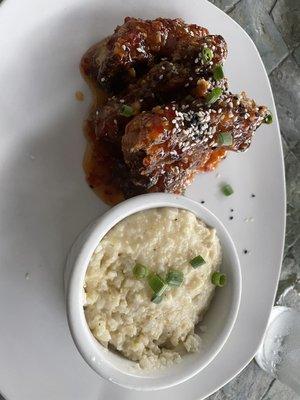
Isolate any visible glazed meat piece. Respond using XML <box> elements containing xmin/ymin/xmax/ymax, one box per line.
<box><xmin>80</xmin><ymin>17</ymin><xmax>272</xmax><ymax>205</ymax></box>
<box><xmin>89</xmin><ymin>17</ymin><xmax>211</xmax><ymax>92</ymax></box>
<box><xmin>122</xmin><ymin>92</ymin><xmax>270</xmax><ymax>194</ymax></box>
<box><xmin>92</xmin><ymin>34</ymin><xmax>228</xmax><ymax>144</ymax></box>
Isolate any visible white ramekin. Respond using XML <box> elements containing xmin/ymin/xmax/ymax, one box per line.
<box><xmin>65</xmin><ymin>193</ymin><xmax>242</xmax><ymax>391</ymax></box>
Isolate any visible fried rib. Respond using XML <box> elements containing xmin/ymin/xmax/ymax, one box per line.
<box><xmin>85</xmin><ymin>17</ymin><xmax>211</xmax><ymax>92</ymax></box>
<box><xmin>122</xmin><ymin>92</ymin><xmax>269</xmax><ymax>194</ymax></box>
<box><xmin>92</xmin><ymin>34</ymin><xmax>228</xmax><ymax>143</ymax></box>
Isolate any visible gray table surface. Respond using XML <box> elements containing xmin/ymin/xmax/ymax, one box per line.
<box><xmin>206</xmin><ymin>1</ymin><xmax>300</xmax><ymax>399</ymax></box>
<box><xmin>0</xmin><ymin>0</ymin><xmax>299</xmax><ymax>399</ymax></box>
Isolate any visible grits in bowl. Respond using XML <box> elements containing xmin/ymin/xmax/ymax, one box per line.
<box><xmin>84</xmin><ymin>207</ymin><xmax>222</xmax><ymax>369</ymax></box>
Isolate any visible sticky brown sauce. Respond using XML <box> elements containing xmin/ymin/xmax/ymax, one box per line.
<box><xmin>80</xmin><ymin>41</ymin><xmax>226</xmax><ymax>206</ymax></box>
<box><xmin>81</xmin><ymin>42</ymin><xmax>124</xmax><ymax>206</ymax></box>
<box><xmin>200</xmin><ymin>148</ymin><xmax>227</xmax><ymax>172</ymax></box>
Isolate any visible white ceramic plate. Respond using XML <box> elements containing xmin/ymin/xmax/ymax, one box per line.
<box><xmin>0</xmin><ymin>0</ymin><xmax>285</xmax><ymax>399</ymax></box>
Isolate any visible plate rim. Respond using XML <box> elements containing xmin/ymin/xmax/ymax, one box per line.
<box><xmin>0</xmin><ymin>0</ymin><xmax>286</xmax><ymax>399</ymax></box>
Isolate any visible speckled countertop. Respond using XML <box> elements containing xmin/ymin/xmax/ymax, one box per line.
<box><xmin>0</xmin><ymin>0</ymin><xmax>299</xmax><ymax>399</ymax></box>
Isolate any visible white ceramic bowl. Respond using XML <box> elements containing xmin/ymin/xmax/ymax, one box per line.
<box><xmin>65</xmin><ymin>193</ymin><xmax>241</xmax><ymax>391</ymax></box>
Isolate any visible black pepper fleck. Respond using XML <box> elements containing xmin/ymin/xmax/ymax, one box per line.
<box><xmin>251</xmin><ymin>193</ymin><xmax>256</xmax><ymax>198</ymax></box>
<box><xmin>229</xmin><ymin>216</ymin><xmax>233</xmax><ymax>220</ymax></box>
<box><xmin>200</xmin><ymin>200</ymin><xmax>205</xmax><ymax>204</ymax></box>
<box><xmin>243</xmin><ymin>249</ymin><xmax>248</xmax><ymax>254</ymax></box>
<box><xmin>230</xmin><ymin>208</ymin><xmax>234</xmax><ymax>212</ymax></box>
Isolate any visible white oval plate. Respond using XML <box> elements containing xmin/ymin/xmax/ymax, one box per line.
<box><xmin>0</xmin><ymin>0</ymin><xmax>285</xmax><ymax>399</ymax></box>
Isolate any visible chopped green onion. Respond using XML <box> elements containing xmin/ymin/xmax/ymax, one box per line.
<box><xmin>218</xmin><ymin>132</ymin><xmax>233</xmax><ymax>146</ymax></box>
<box><xmin>205</xmin><ymin>88</ymin><xmax>223</xmax><ymax>105</ymax></box>
<box><xmin>202</xmin><ymin>47</ymin><xmax>213</xmax><ymax>63</ymax></box>
<box><xmin>221</xmin><ymin>184</ymin><xmax>234</xmax><ymax>196</ymax></box>
<box><xmin>189</xmin><ymin>255</ymin><xmax>206</xmax><ymax>268</ymax></box>
<box><xmin>166</xmin><ymin>270</ymin><xmax>184</xmax><ymax>287</ymax></box>
<box><xmin>133</xmin><ymin>263</ymin><xmax>148</xmax><ymax>279</ymax></box>
<box><xmin>213</xmin><ymin>64</ymin><xmax>224</xmax><ymax>81</ymax></box>
<box><xmin>211</xmin><ymin>272</ymin><xmax>227</xmax><ymax>287</ymax></box>
<box><xmin>264</xmin><ymin>113</ymin><xmax>273</xmax><ymax>124</ymax></box>
<box><xmin>147</xmin><ymin>273</ymin><xmax>168</xmax><ymax>296</ymax></box>
<box><xmin>151</xmin><ymin>293</ymin><xmax>164</xmax><ymax>304</ymax></box>
<box><xmin>120</xmin><ymin>104</ymin><xmax>134</xmax><ymax>117</ymax></box>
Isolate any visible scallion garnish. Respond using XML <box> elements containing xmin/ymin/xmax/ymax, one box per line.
<box><xmin>211</xmin><ymin>272</ymin><xmax>227</xmax><ymax>287</ymax></box>
<box><xmin>120</xmin><ymin>104</ymin><xmax>134</xmax><ymax>117</ymax></box>
<box><xmin>264</xmin><ymin>113</ymin><xmax>273</xmax><ymax>124</ymax></box>
<box><xmin>213</xmin><ymin>64</ymin><xmax>224</xmax><ymax>81</ymax></box>
<box><xmin>202</xmin><ymin>47</ymin><xmax>213</xmax><ymax>63</ymax></box>
<box><xmin>221</xmin><ymin>184</ymin><xmax>234</xmax><ymax>196</ymax></box>
<box><xmin>133</xmin><ymin>263</ymin><xmax>148</xmax><ymax>279</ymax></box>
<box><xmin>147</xmin><ymin>273</ymin><xmax>168</xmax><ymax>296</ymax></box>
<box><xmin>166</xmin><ymin>270</ymin><xmax>184</xmax><ymax>287</ymax></box>
<box><xmin>151</xmin><ymin>293</ymin><xmax>163</xmax><ymax>303</ymax></box>
<box><xmin>218</xmin><ymin>132</ymin><xmax>233</xmax><ymax>146</ymax></box>
<box><xmin>189</xmin><ymin>255</ymin><xmax>206</xmax><ymax>268</ymax></box>
<box><xmin>205</xmin><ymin>88</ymin><xmax>223</xmax><ymax>105</ymax></box>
